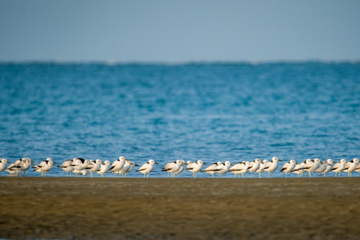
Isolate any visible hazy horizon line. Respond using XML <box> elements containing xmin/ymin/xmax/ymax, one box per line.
<box><xmin>1</xmin><ymin>59</ymin><xmax>360</xmax><ymax>66</ymax></box>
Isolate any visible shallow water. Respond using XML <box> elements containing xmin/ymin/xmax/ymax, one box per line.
<box><xmin>0</xmin><ymin>62</ymin><xmax>359</xmax><ymax>178</ymax></box>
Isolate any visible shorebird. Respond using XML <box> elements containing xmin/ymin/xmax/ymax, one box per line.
<box><xmin>263</xmin><ymin>157</ymin><xmax>282</xmax><ymax>178</ymax></box>
<box><xmin>173</xmin><ymin>160</ymin><xmax>187</xmax><ymax>178</ymax></box>
<box><xmin>71</xmin><ymin>158</ymin><xmax>90</xmax><ymax>174</ymax></box>
<box><xmin>122</xmin><ymin>161</ymin><xmax>138</xmax><ymax>177</ymax></box>
<box><xmin>6</xmin><ymin>158</ymin><xmax>24</xmax><ymax>176</ymax></box>
<box><xmin>229</xmin><ymin>161</ymin><xmax>251</xmax><ymax>178</ymax></box>
<box><xmin>97</xmin><ymin>160</ymin><xmax>111</xmax><ymax>177</ymax></box>
<box><xmin>6</xmin><ymin>158</ymin><xmax>32</xmax><ymax>176</ymax></box>
<box><xmin>331</xmin><ymin>159</ymin><xmax>347</xmax><ymax>177</ymax></box>
<box><xmin>86</xmin><ymin>159</ymin><xmax>102</xmax><ymax>177</ymax></box>
<box><xmin>320</xmin><ymin>159</ymin><xmax>335</xmax><ymax>177</ymax></box>
<box><xmin>256</xmin><ymin>159</ymin><xmax>269</xmax><ymax>178</ymax></box>
<box><xmin>202</xmin><ymin>162</ymin><xmax>222</xmax><ymax>178</ymax></box>
<box><xmin>58</xmin><ymin>159</ymin><xmax>74</xmax><ymax>177</ymax></box>
<box><xmin>214</xmin><ymin>161</ymin><xmax>232</xmax><ymax>177</ymax></box>
<box><xmin>0</xmin><ymin>158</ymin><xmax>10</xmax><ymax>175</ymax></box>
<box><xmin>291</xmin><ymin>162</ymin><xmax>306</xmax><ymax>177</ymax></box>
<box><xmin>248</xmin><ymin>158</ymin><xmax>261</xmax><ymax>178</ymax></box>
<box><xmin>186</xmin><ymin>160</ymin><xmax>206</xmax><ymax>178</ymax></box>
<box><xmin>280</xmin><ymin>159</ymin><xmax>296</xmax><ymax>177</ymax></box>
<box><xmin>162</xmin><ymin>160</ymin><xmax>183</xmax><ymax>178</ymax></box>
<box><xmin>108</xmin><ymin>156</ymin><xmax>126</xmax><ymax>177</ymax></box>
<box><xmin>302</xmin><ymin>158</ymin><xmax>321</xmax><ymax>177</ymax></box>
<box><xmin>137</xmin><ymin>159</ymin><xmax>158</xmax><ymax>178</ymax></box>
<box><xmin>18</xmin><ymin>158</ymin><xmax>32</xmax><ymax>176</ymax></box>
<box><xmin>342</xmin><ymin>158</ymin><xmax>359</xmax><ymax>176</ymax></box>
<box><xmin>33</xmin><ymin>157</ymin><xmax>54</xmax><ymax>177</ymax></box>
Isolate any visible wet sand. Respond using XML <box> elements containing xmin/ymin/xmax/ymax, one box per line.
<box><xmin>0</xmin><ymin>177</ymin><xmax>359</xmax><ymax>240</ymax></box>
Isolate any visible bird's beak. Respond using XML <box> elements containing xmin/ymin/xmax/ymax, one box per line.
<box><xmin>135</xmin><ymin>164</ymin><xmax>139</xmax><ymax>166</ymax></box>
<box><xmin>31</xmin><ymin>161</ymin><xmax>35</xmax><ymax>164</ymax></box>
<box><xmin>203</xmin><ymin>163</ymin><xmax>207</xmax><ymax>165</ymax></box>
<box><xmin>230</xmin><ymin>164</ymin><xmax>234</xmax><ymax>166</ymax></box>
<box><xmin>278</xmin><ymin>159</ymin><xmax>283</xmax><ymax>162</ymax></box>
<box><xmin>154</xmin><ymin>162</ymin><xmax>159</xmax><ymax>164</ymax></box>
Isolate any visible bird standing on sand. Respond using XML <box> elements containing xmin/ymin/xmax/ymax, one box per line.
<box><xmin>280</xmin><ymin>159</ymin><xmax>296</xmax><ymax>177</ymax></box>
<box><xmin>0</xmin><ymin>158</ymin><xmax>9</xmax><ymax>175</ymax></box>
<box><xmin>342</xmin><ymin>158</ymin><xmax>359</xmax><ymax>176</ymax></box>
<box><xmin>229</xmin><ymin>161</ymin><xmax>251</xmax><ymax>178</ymax></box>
<box><xmin>248</xmin><ymin>158</ymin><xmax>261</xmax><ymax>178</ymax></box>
<box><xmin>173</xmin><ymin>160</ymin><xmax>187</xmax><ymax>178</ymax></box>
<box><xmin>162</xmin><ymin>160</ymin><xmax>183</xmax><ymax>178</ymax></box>
<box><xmin>202</xmin><ymin>162</ymin><xmax>222</xmax><ymax>178</ymax></box>
<box><xmin>108</xmin><ymin>156</ymin><xmax>126</xmax><ymax>177</ymax></box>
<box><xmin>58</xmin><ymin>159</ymin><xmax>74</xmax><ymax>177</ymax></box>
<box><xmin>303</xmin><ymin>158</ymin><xmax>321</xmax><ymax>177</ymax></box>
<box><xmin>331</xmin><ymin>159</ymin><xmax>347</xmax><ymax>177</ymax></box>
<box><xmin>256</xmin><ymin>159</ymin><xmax>269</xmax><ymax>178</ymax></box>
<box><xmin>186</xmin><ymin>160</ymin><xmax>206</xmax><ymax>178</ymax></box>
<box><xmin>33</xmin><ymin>157</ymin><xmax>54</xmax><ymax>177</ymax></box>
<box><xmin>97</xmin><ymin>160</ymin><xmax>111</xmax><ymax>177</ymax></box>
<box><xmin>86</xmin><ymin>159</ymin><xmax>102</xmax><ymax>177</ymax></box>
<box><xmin>320</xmin><ymin>159</ymin><xmax>335</xmax><ymax>177</ymax></box>
<box><xmin>264</xmin><ymin>157</ymin><xmax>282</xmax><ymax>178</ymax></box>
<box><xmin>122</xmin><ymin>161</ymin><xmax>138</xmax><ymax>177</ymax></box>
<box><xmin>214</xmin><ymin>161</ymin><xmax>232</xmax><ymax>178</ymax></box>
<box><xmin>137</xmin><ymin>159</ymin><xmax>158</xmax><ymax>178</ymax></box>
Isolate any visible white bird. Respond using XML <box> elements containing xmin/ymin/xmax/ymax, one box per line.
<box><xmin>0</xmin><ymin>158</ymin><xmax>10</xmax><ymax>175</ymax></box>
<box><xmin>33</xmin><ymin>157</ymin><xmax>54</xmax><ymax>177</ymax></box>
<box><xmin>214</xmin><ymin>161</ymin><xmax>232</xmax><ymax>177</ymax></box>
<box><xmin>291</xmin><ymin>162</ymin><xmax>306</xmax><ymax>177</ymax></box>
<box><xmin>186</xmin><ymin>160</ymin><xmax>206</xmax><ymax>178</ymax></box>
<box><xmin>18</xmin><ymin>158</ymin><xmax>32</xmax><ymax>176</ymax></box>
<box><xmin>280</xmin><ymin>159</ymin><xmax>296</xmax><ymax>177</ymax></box>
<box><xmin>229</xmin><ymin>161</ymin><xmax>251</xmax><ymax>178</ymax></box>
<box><xmin>354</xmin><ymin>160</ymin><xmax>360</xmax><ymax>173</ymax></box>
<box><xmin>58</xmin><ymin>159</ymin><xmax>74</xmax><ymax>177</ymax></box>
<box><xmin>302</xmin><ymin>158</ymin><xmax>321</xmax><ymax>177</ymax></box>
<box><xmin>173</xmin><ymin>160</ymin><xmax>187</xmax><ymax>178</ymax></box>
<box><xmin>108</xmin><ymin>156</ymin><xmax>126</xmax><ymax>177</ymax></box>
<box><xmin>248</xmin><ymin>158</ymin><xmax>261</xmax><ymax>177</ymax></box>
<box><xmin>202</xmin><ymin>162</ymin><xmax>222</xmax><ymax>178</ymax></box>
<box><xmin>6</xmin><ymin>158</ymin><xmax>24</xmax><ymax>176</ymax></box>
<box><xmin>186</xmin><ymin>161</ymin><xmax>193</xmax><ymax>170</ymax></box>
<box><xmin>263</xmin><ymin>157</ymin><xmax>282</xmax><ymax>178</ymax></box>
<box><xmin>256</xmin><ymin>159</ymin><xmax>269</xmax><ymax>178</ymax></box>
<box><xmin>86</xmin><ymin>159</ymin><xmax>102</xmax><ymax>177</ymax></box>
<box><xmin>319</xmin><ymin>159</ymin><xmax>335</xmax><ymax>177</ymax></box>
<box><xmin>342</xmin><ymin>158</ymin><xmax>359</xmax><ymax>176</ymax></box>
<box><xmin>315</xmin><ymin>161</ymin><xmax>327</xmax><ymax>174</ymax></box>
<box><xmin>97</xmin><ymin>160</ymin><xmax>111</xmax><ymax>177</ymax></box>
<box><xmin>6</xmin><ymin>158</ymin><xmax>32</xmax><ymax>176</ymax></box>
<box><xmin>162</xmin><ymin>160</ymin><xmax>183</xmax><ymax>178</ymax></box>
<box><xmin>122</xmin><ymin>161</ymin><xmax>138</xmax><ymax>177</ymax></box>
<box><xmin>71</xmin><ymin>158</ymin><xmax>90</xmax><ymax>174</ymax></box>
<box><xmin>331</xmin><ymin>159</ymin><xmax>347</xmax><ymax>177</ymax></box>
<box><xmin>137</xmin><ymin>159</ymin><xmax>158</xmax><ymax>178</ymax></box>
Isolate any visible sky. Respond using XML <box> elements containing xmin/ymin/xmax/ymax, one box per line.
<box><xmin>0</xmin><ymin>0</ymin><xmax>360</xmax><ymax>62</ymax></box>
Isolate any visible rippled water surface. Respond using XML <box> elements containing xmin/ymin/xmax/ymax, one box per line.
<box><xmin>0</xmin><ymin>62</ymin><xmax>359</xmax><ymax>177</ymax></box>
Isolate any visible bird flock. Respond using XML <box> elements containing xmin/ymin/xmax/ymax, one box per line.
<box><xmin>0</xmin><ymin>156</ymin><xmax>360</xmax><ymax>178</ymax></box>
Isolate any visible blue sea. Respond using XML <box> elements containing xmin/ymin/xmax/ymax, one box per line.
<box><xmin>0</xmin><ymin>62</ymin><xmax>359</xmax><ymax>178</ymax></box>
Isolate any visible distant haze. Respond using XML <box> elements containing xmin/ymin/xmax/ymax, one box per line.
<box><xmin>1</xmin><ymin>0</ymin><xmax>360</xmax><ymax>62</ymax></box>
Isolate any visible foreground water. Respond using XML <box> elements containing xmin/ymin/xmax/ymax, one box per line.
<box><xmin>0</xmin><ymin>62</ymin><xmax>359</xmax><ymax>178</ymax></box>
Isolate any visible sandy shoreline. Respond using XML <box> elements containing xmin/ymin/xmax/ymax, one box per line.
<box><xmin>0</xmin><ymin>177</ymin><xmax>359</xmax><ymax>239</ymax></box>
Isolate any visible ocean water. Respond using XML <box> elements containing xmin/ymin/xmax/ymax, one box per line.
<box><xmin>0</xmin><ymin>62</ymin><xmax>359</xmax><ymax>178</ymax></box>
